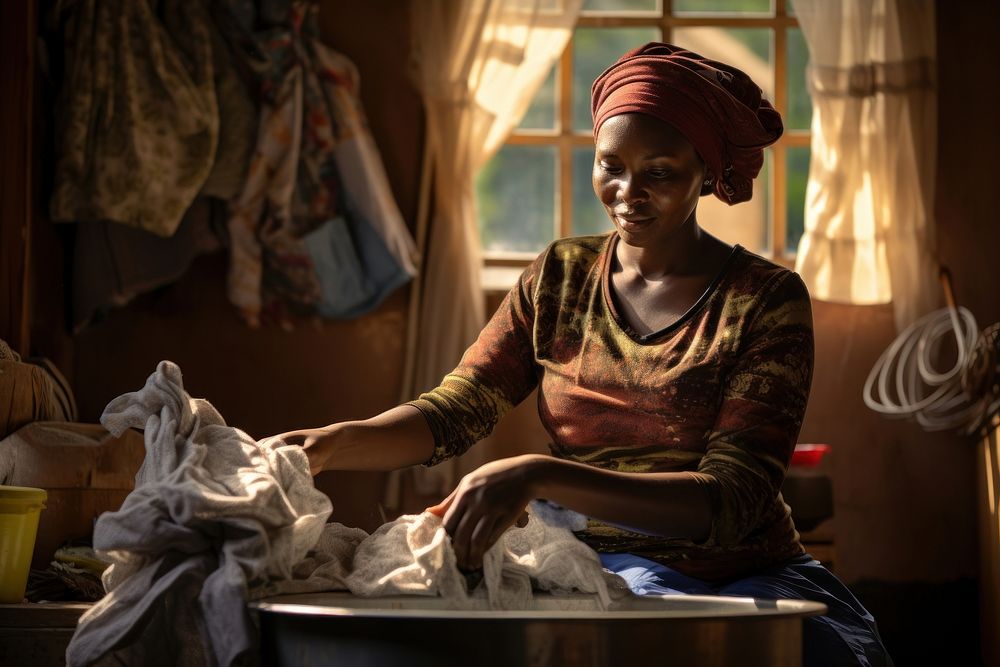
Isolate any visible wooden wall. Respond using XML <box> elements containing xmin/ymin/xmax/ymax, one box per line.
<box><xmin>934</xmin><ymin>3</ymin><xmax>1000</xmax><ymax>664</ymax></box>
<box><xmin>0</xmin><ymin>1</ymin><xmax>36</xmax><ymax>355</ymax></box>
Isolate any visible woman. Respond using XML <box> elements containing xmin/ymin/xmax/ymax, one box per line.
<box><xmin>282</xmin><ymin>43</ymin><xmax>891</xmax><ymax>667</ymax></box>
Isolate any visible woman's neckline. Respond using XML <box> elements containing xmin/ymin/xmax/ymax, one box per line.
<box><xmin>601</xmin><ymin>232</ymin><xmax>743</xmax><ymax>345</ymax></box>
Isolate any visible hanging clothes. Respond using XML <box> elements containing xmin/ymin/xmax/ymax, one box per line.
<box><xmin>51</xmin><ymin>0</ymin><xmax>415</xmax><ymax>325</ymax></box>
<box><xmin>222</xmin><ymin>0</ymin><xmax>418</xmax><ymax>326</ymax></box>
<box><xmin>302</xmin><ymin>25</ymin><xmax>419</xmax><ymax>278</ymax></box>
<box><xmin>48</xmin><ymin>0</ymin><xmax>259</xmax><ymax>330</ymax></box>
<box><xmin>226</xmin><ymin>58</ymin><xmax>319</xmax><ymax>326</ymax></box>
<box><xmin>71</xmin><ymin>197</ymin><xmax>226</xmax><ymax>331</ymax></box>
<box><xmin>199</xmin><ymin>13</ymin><xmax>259</xmax><ymax>202</ymax></box>
<box><xmin>50</xmin><ymin>0</ymin><xmax>219</xmax><ymax>237</ymax></box>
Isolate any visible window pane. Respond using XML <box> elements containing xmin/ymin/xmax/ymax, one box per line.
<box><xmin>673</xmin><ymin>0</ymin><xmax>772</xmax><ymax>15</ymax></box>
<box><xmin>672</xmin><ymin>27</ymin><xmax>773</xmax><ymax>98</ymax></box>
<box><xmin>786</xmin><ymin>28</ymin><xmax>812</xmax><ymax>130</ymax></box>
<box><xmin>477</xmin><ymin>145</ymin><xmax>556</xmax><ymax>253</ymax></box>
<box><xmin>583</xmin><ymin>0</ymin><xmax>658</xmax><ymax>11</ymax></box>
<box><xmin>519</xmin><ymin>65</ymin><xmax>557</xmax><ymax>130</ymax></box>
<box><xmin>786</xmin><ymin>146</ymin><xmax>809</xmax><ymax>254</ymax></box>
<box><xmin>699</xmin><ymin>149</ymin><xmax>771</xmax><ymax>255</ymax></box>
<box><xmin>787</xmin><ymin>0</ymin><xmax>796</xmax><ymax>15</ymax></box>
<box><xmin>573</xmin><ymin>27</ymin><xmax>662</xmax><ymax>132</ymax></box>
<box><xmin>572</xmin><ymin>146</ymin><xmax>613</xmax><ymax>237</ymax></box>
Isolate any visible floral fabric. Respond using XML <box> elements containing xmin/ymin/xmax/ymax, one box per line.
<box><xmin>51</xmin><ymin>0</ymin><xmax>219</xmax><ymax>237</ymax></box>
<box><xmin>224</xmin><ymin>1</ymin><xmax>416</xmax><ymax>325</ymax></box>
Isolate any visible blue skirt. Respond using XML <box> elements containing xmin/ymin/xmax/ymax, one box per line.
<box><xmin>600</xmin><ymin>553</ymin><xmax>892</xmax><ymax>667</ymax></box>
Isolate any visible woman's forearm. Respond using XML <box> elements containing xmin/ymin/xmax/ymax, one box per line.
<box><xmin>528</xmin><ymin>455</ymin><xmax>713</xmax><ymax>542</ymax></box>
<box><xmin>298</xmin><ymin>404</ymin><xmax>436</xmax><ymax>473</ymax></box>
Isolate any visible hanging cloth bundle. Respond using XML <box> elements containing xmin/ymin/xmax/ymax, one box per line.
<box><xmin>48</xmin><ymin>0</ymin><xmax>257</xmax><ymax>328</ymax></box>
<box><xmin>224</xmin><ymin>0</ymin><xmax>418</xmax><ymax>327</ymax></box>
<box><xmin>0</xmin><ymin>340</ymin><xmax>77</xmax><ymax>440</ymax></box>
<box><xmin>50</xmin><ymin>0</ymin><xmax>219</xmax><ymax>237</ymax></box>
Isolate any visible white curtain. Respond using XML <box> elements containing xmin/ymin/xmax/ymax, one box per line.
<box><xmin>394</xmin><ymin>0</ymin><xmax>581</xmax><ymax>500</ymax></box>
<box><xmin>794</xmin><ymin>0</ymin><xmax>940</xmax><ymax>331</ymax></box>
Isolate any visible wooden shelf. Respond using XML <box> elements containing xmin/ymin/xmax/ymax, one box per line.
<box><xmin>0</xmin><ymin>601</ymin><xmax>92</xmax><ymax>665</ymax></box>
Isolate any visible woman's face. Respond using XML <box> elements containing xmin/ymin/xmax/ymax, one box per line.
<box><xmin>592</xmin><ymin>113</ymin><xmax>707</xmax><ymax>249</ymax></box>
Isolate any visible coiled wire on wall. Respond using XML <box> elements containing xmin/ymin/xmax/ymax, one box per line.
<box><xmin>863</xmin><ymin>269</ymin><xmax>1000</xmax><ymax>435</ymax></box>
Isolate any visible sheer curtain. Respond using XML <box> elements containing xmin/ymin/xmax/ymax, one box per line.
<box><xmin>793</xmin><ymin>0</ymin><xmax>939</xmax><ymax>331</ymax></box>
<box><xmin>395</xmin><ymin>0</ymin><xmax>581</xmax><ymax>500</ymax></box>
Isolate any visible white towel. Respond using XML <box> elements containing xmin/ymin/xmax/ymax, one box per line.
<box><xmin>66</xmin><ymin>361</ymin><xmax>333</xmax><ymax>667</ymax></box>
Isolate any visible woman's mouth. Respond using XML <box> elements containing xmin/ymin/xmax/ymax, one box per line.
<box><xmin>615</xmin><ymin>215</ymin><xmax>654</xmax><ymax>231</ymax></box>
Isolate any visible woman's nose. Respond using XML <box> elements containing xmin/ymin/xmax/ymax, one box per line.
<box><xmin>617</xmin><ymin>174</ymin><xmax>648</xmax><ymax>205</ymax></box>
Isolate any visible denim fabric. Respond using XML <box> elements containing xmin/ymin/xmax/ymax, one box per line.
<box><xmin>600</xmin><ymin>552</ymin><xmax>893</xmax><ymax>667</ymax></box>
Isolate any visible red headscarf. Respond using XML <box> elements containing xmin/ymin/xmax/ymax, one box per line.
<box><xmin>591</xmin><ymin>42</ymin><xmax>783</xmax><ymax>205</ymax></box>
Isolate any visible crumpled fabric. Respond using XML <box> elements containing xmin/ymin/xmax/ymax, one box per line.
<box><xmin>65</xmin><ymin>361</ymin><xmax>333</xmax><ymax>667</ymax></box>
<box><xmin>343</xmin><ymin>510</ymin><xmax>626</xmax><ymax>610</ymax></box>
<box><xmin>66</xmin><ymin>361</ymin><xmax>628</xmax><ymax>666</ymax></box>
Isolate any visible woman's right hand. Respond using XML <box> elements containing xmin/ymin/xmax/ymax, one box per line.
<box><xmin>268</xmin><ymin>406</ymin><xmax>436</xmax><ymax>475</ymax></box>
<box><xmin>427</xmin><ymin>455</ymin><xmax>547</xmax><ymax>571</ymax></box>
<box><xmin>275</xmin><ymin>426</ymin><xmax>339</xmax><ymax>475</ymax></box>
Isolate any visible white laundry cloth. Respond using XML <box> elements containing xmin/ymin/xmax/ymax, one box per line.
<box><xmin>66</xmin><ymin>360</ymin><xmax>333</xmax><ymax>667</ymax></box>
<box><xmin>67</xmin><ymin>361</ymin><xmax>628</xmax><ymax>666</ymax></box>
<box><xmin>344</xmin><ymin>510</ymin><xmax>625</xmax><ymax>610</ymax></box>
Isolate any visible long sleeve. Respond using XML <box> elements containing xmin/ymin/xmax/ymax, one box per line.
<box><xmin>407</xmin><ymin>250</ymin><xmax>548</xmax><ymax>465</ymax></box>
<box><xmin>691</xmin><ymin>272</ymin><xmax>814</xmax><ymax>548</ymax></box>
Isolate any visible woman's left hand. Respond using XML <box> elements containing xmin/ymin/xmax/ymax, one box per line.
<box><xmin>426</xmin><ymin>454</ymin><xmax>547</xmax><ymax>571</ymax></box>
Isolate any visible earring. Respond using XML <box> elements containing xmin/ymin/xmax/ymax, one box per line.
<box><xmin>701</xmin><ymin>176</ymin><xmax>715</xmax><ymax>195</ymax></box>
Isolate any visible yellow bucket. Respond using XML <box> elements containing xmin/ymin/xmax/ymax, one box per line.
<box><xmin>0</xmin><ymin>485</ymin><xmax>47</xmax><ymax>603</ymax></box>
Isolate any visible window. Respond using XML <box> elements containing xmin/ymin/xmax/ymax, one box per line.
<box><xmin>476</xmin><ymin>0</ymin><xmax>811</xmax><ymax>278</ymax></box>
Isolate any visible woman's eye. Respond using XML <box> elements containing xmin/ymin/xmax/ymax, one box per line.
<box><xmin>648</xmin><ymin>169</ymin><xmax>671</xmax><ymax>179</ymax></box>
<box><xmin>599</xmin><ymin>162</ymin><xmax>623</xmax><ymax>174</ymax></box>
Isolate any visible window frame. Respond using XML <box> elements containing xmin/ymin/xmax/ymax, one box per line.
<box><xmin>482</xmin><ymin>0</ymin><xmax>809</xmax><ymax>279</ymax></box>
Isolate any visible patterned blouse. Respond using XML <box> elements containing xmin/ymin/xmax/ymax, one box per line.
<box><xmin>408</xmin><ymin>233</ymin><xmax>814</xmax><ymax>582</ymax></box>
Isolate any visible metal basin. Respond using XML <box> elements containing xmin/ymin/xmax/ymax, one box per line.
<box><xmin>252</xmin><ymin>591</ymin><xmax>826</xmax><ymax>666</ymax></box>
